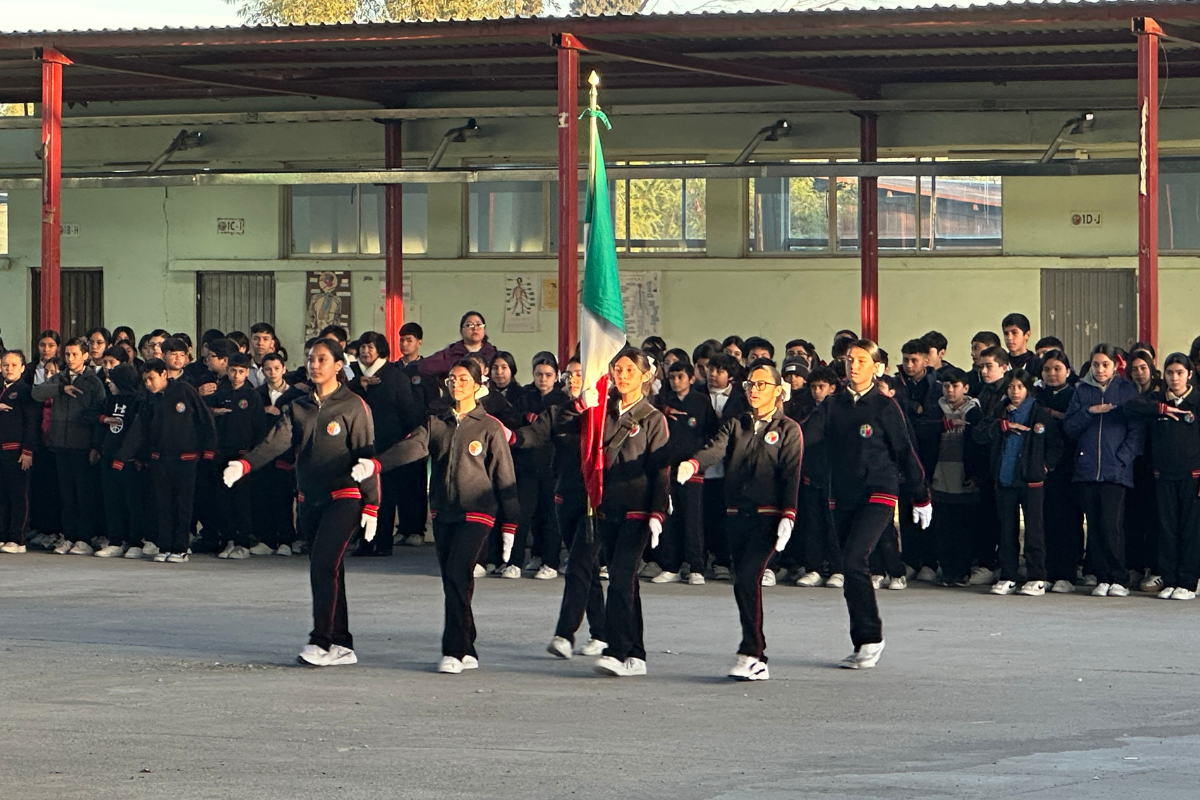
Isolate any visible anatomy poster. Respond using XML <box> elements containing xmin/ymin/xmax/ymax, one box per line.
<box><xmin>619</xmin><ymin>270</ymin><xmax>661</xmax><ymax>339</ymax></box>
<box><xmin>306</xmin><ymin>270</ymin><xmax>352</xmax><ymax>339</ymax></box>
<box><xmin>503</xmin><ymin>273</ymin><xmax>540</xmax><ymax>333</ymax></box>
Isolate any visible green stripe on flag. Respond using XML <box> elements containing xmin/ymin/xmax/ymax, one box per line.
<box><xmin>581</xmin><ymin>132</ymin><xmax>625</xmax><ymax>333</ymax></box>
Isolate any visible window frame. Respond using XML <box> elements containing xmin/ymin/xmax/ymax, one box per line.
<box><xmin>284</xmin><ymin>183</ymin><xmax>429</xmax><ymax>260</ymax></box>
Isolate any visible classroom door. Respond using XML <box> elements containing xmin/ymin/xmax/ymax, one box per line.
<box><xmin>1040</xmin><ymin>268</ymin><xmax>1136</xmax><ymax>367</ymax></box>
<box><xmin>196</xmin><ymin>272</ymin><xmax>276</xmax><ymax>339</ymax></box>
<box><xmin>30</xmin><ymin>268</ymin><xmax>104</xmax><ymax>342</ymax></box>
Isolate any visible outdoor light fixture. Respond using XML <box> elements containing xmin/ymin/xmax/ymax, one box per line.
<box><xmin>1038</xmin><ymin>113</ymin><xmax>1094</xmax><ymax>164</ymax></box>
<box><xmin>427</xmin><ymin>118</ymin><xmax>480</xmax><ymax>170</ymax></box>
<box><xmin>733</xmin><ymin>119</ymin><xmax>791</xmax><ymax>165</ymax></box>
<box><xmin>146</xmin><ymin>129</ymin><xmax>205</xmax><ymax>173</ymax></box>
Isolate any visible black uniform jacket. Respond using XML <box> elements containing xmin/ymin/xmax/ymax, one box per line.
<box><xmin>688</xmin><ymin>407</ymin><xmax>803</xmax><ymax>520</ymax></box>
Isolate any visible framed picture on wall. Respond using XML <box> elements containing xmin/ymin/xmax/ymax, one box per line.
<box><xmin>305</xmin><ymin>270</ymin><xmax>352</xmax><ymax>340</ymax></box>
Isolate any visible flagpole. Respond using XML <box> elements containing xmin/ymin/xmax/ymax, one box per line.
<box><xmin>584</xmin><ymin>70</ymin><xmax>600</xmax><ymax>544</ymax></box>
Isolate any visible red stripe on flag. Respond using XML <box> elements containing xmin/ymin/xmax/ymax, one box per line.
<box><xmin>581</xmin><ymin>374</ymin><xmax>609</xmax><ymax>514</ymax></box>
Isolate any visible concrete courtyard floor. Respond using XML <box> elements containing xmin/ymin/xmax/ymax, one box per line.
<box><xmin>2</xmin><ymin>548</ymin><xmax>1200</xmax><ymax>799</ymax></box>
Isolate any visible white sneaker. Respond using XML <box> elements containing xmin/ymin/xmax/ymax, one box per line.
<box><xmin>840</xmin><ymin>640</ymin><xmax>885</xmax><ymax>670</ymax></box>
<box><xmin>1158</xmin><ymin>586</ymin><xmax>1177</xmax><ymax>599</ymax></box>
<box><xmin>248</xmin><ymin>543</ymin><xmax>273</xmax><ymax>556</ymax></box>
<box><xmin>291</xmin><ymin>539</ymin><xmax>305</xmax><ymax>554</ymax></box>
<box><xmin>795</xmin><ymin>570</ymin><xmax>825</xmax><ymax>587</ymax></box>
<box><xmin>886</xmin><ymin>576</ymin><xmax>907</xmax><ymax>590</ymax></box>
<box><xmin>990</xmin><ymin>580</ymin><xmax>1017</xmax><ymax>595</ymax></box>
<box><xmin>68</xmin><ymin>540</ymin><xmax>94</xmax><ymax>556</ymax></box>
<box><xmin>298</xmin><ymin>644</ymin><xmax>331</xmax><ymax>666</ymax></box>
<box><xmin>547</xmin><ymin>636</ymin><xmax>573</xmax><ymax>659</ymax></box>
<box><xmin>578</xmin><ymin>639</ymin><xmax>607</xmax><ymax>656</ymax></box>
<box><xmin>650</xmin><ymin>569</ymin><xmax>681</xmax><ymax>584</ymax></box>
<box><xmin>713</xmin><ymin>565</ymin><xmax>732</xmax><ymax>581</ymax></box>
<box><xmin>1171</xmin><ymin>587</ymin><xmax>1197</xmax><ymax>600</ymax></box>
<box><xmin>437</xmin><ymin>656</ymin><xmax>464</xmax><ymax>674</ymax></box>
<box><xmin>227</xmin><ymin>546</ymin><xmax>251</xmax><ymax>560</ymax></box>
<box><xmin>402</xmin><ymin>533</ymin><xmax>424</xmax><ymax>547</ymax></box>
<box><xmin>871</xmin><ymin>575</ymin><xmax>886</xmax><ymax>590</ymax></box>
<box><xmin>498</xmin><ymin>564</ymin><xmax>521</xmax><ymax>579</ymax></box>
<box><xmin>825</xmin><ymin>573</ymin><xmax>845</xmax><ymax>589</ymax></box>
<box><xmin>1091</xmin><ymin>582</ymin><xmax>1111</xmax><ymax>597</ymax></box>
<box><xmin>472</xmin><ymin>563</ymin><xmax>487</xmax><ymax>578</ymax></box>
<box><xmin>727</xmin><ymin>653</ymin><xmax>770</xmax><ymax>681</ymax></box>
<box><xmin>1108</xmin><ymin>584</ymin><xmax>1130</xmax><ymax>597</ymax></box>
<box><xmin>275</xmin><ymin>544</ymin><xmax>292</xmax><ymax>556</ymax></box>
<box><xmin>152</xmin><ymin>552</ymin><xmax>169</xmax><ymax>563</ymax></box>
<box><xmin>639</xmin><ymin>561</ymin><xmax>663</xmax><ymax>579</ymax></box>
<box><xmin>141</xmin><ymin>541</ymin><xmax>161</xmax><ymax>557</ymax></box>
<box><xmin>1050</xmin><ymin>579</ymin><xmax>1075</xmax><ymax>594</ymax></box>
<box><xmin>968</xmin><ymin>566</ymin><xmax>994</xmax><ymax>585</ymax></box>
<box><xmin>461</xmin><ymin>655</ymin><xmax>478</xmax><ymax>670</ymax></box>
<box><xmin>124</xmin><ymin>546</ymin><xmax>144</xmax><ymax>559</ymax></box>
<box><xmin>326</xmin><ymin>644</ymin><xmax>358</xmax><ymax>666</ymax></box>
<box><xmin>533</xmin><ymin>564</ymin><xmax>558</xmax><ymax>580</ymax></box>
<box><xmin>1142</xmin><ymin>574</ymin><xmax>1164</xmax><ymax>593</ymax></box>
<box><xmin>524</xmin><ymin>556</ymin><xmax>543</xmax><ymax>572</ymax></box>
<box><xmin>1</xmin><ymin>542</ymin><xmax>26</xmax><ymax>554</ymax></box>
<box><xmin>594</xmin><ymin>656</ymin><xmax>646</xmax><ymax>677</ymax></box>
<box><xmin>96</xmin><ymin>544</ymin><xmax>126</xmax><ymax>558</ymax></box>
<box><xmin>915</xmin><ymin>566</ymin><xmax>938</xmax><ymax>582</ymax></box>
<box><xmin>686</xmin><ymin>572</ymin><xmax>706</xmax><ymax>585</ymax></box>
<box><xmin>761</xmin><ymin>569</ymin><xmax>777</xmax><ymax>587</ymax></box>
<box><xmin>1017</xmin><ymin>580</ymin><xmax>1046</xmax><ymax>597</ymax></box>
<box><xmin>217</xmin><ymin>541</ymin><xmax>235</xmax><ymax>559</ymax></box>
<box><xmin>598</xmin><ymin>566</ymin><xmax>609</xmax><ymax>580</ymax></box>
<box><xmin>52</xmin><ymin>536</ymin><xmax>72</xmax><ymax>555</ymax></box>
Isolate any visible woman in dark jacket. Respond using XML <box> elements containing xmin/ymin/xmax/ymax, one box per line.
<box><xmin>1063</xmin><ymin>343</ymin><xmax>1144</xmax><ymax>597</ymax></box>
<box><xmin>1124</xmin><ymin>348</ymin><xmax>1162</xmax><ymax>591</ymax></box>
<box><xmin>1037</xmin><ymin>350</ymin><xmax>1084</xmax><ymax>593</ymax></box>
<box><xmin>488</xmin><ymin>351</ymin><xmax>524</xmax><ymax>407</ymax></box>
<box><xmin>974</xmin><ymin>369</ymin><xmax>1062</xmax><ymax>597</ymax></box>
<box><xmin>417</xmin><ymin>311</ymin><xmax>498</xmax><ymax>382</ymax></box>
<box><xmin>349</xmin><ymin>331</ymin><xmax>418</xmax><ymax>557</ymax></box>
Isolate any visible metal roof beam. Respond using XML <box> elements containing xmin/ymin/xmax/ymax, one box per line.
<box><xmin>555</xmin><ymin>33</ymin><xmax>876</xmax><ymax>98</ymax></box>
<box><xmin>51</xmin><ymin>47</ymin><xmax>385</xmax><ymax>104</ymax></box>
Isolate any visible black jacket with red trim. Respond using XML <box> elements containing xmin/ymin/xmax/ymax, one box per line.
<box><xmin>374</xmin><ymin>404</ymin><xmax>518</xmax><ymax>531</ymax></box>
<box><xmin>241</xmin><ymin>384</ymin><xmax>379</xmax><ymax>510</ymax></box>
<box><xmin>805</xmin><ymin>383</ymin><xmax>929</xmax><ymax>508</ymax></box>
<box><xmin>972</xmin><ymin>400</ymin><xmax>1063</xmax><ymax>486</ymax></box>
<box><xmin>686</xmin><ymin>408</ymin><xmax>803</xmax><ymax>520</ymax></box>
<box><xmin>211</xmin><ymin>382</ymin><xmax>268</xmax><ymax>457</ymax></box>
<box><xmin>512</xmin><ymin>397</ymin><xmax>584</xmax><ymax>502</ymax></box>
<box><xmin>349</xmin><ymin>360</ymin><xmax>419</xmax><ymax>450</ymax></box>
<box><xmin>556</xmin><ymin>395</ymin><xmax>671</xmax><ymax>524</ymax></box>
<box><xmin>120</xmin><ymin>379</ymin><xmax>217</xmax><ymax>464</ymax></box>
<box><xmin>95</xmin><ymin>391</ymin><xmax>144</xmax><ymax>463</ymax></box>
<box><xmin>0</xmin><ymin>379</ymin><xmax>39</xmax><ymax>458</ymax></box>
<box><xmin>663</xmin><ymin>388</ymin><xmax>719</xmax><ymax>465</ymax></box>
<box><xmin>1125</xmin><ymin>388</ymin><xmax>1200</xmax><ymax>481</ymax></box>
<box><xmin>512</xmin><ymin>385</ymin><xmax>569</xmax><ymax>476</ymax></box>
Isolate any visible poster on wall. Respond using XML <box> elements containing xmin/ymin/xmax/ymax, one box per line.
<box><xmin>619</xmin><ymin>271</ymin><xmax>661</xmax><ymax>340</ymax></box>
<box><xmin>503</xmin><ymin>273</ymin><xmax>540</xmax><ymax>333</ymax></box>
<box><xmin>540</xmin><ymin>277</ymin><xmax>559</xmax><ymax>311</ymax></box>
<box><xmin>306</xmin><ymin>270</ymin><xmax>352</xmax><ymax>339</ymax></box>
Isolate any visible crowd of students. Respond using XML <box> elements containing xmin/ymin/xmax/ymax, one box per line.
<box><xmin>2</xmin><ymin>309</ymin><xmax>1199</xmax><ymax>680</ymax></box>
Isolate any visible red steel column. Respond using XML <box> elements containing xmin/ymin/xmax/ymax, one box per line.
<box><xmin>1136</xmin><ymin>18</ymin><xmax>1161</xmax><ymax>350</ymax></box>
<box><xmin>384</xmin><ymin>120</ymin><xmax>404</xmax><ymax>359</ymax></box>
<box><xmin>858</xmin><ymin>112</ymin><xmax>879</xmax><ymax>342</ymax></box>
<box><xmin>40</xmin><ymin>47</ymin><xmax>70</xmax><ymax>334</ymax></box>
<box><xmin>556</xmin><ymin>42</ymin><xmax>580</xmax><ymax>367</ymax></box>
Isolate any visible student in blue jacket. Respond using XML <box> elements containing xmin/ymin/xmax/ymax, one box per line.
<box><xmin>1064</xmin><ymin>344</ymin><xmax>1144</xmax><ymax>598</ymax></box>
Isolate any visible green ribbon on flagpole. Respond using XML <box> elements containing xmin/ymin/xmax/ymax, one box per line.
<box><xmin>579</xmin><ymin>107</ymin><xmax>611</xmax><ymax>130</ymax></box>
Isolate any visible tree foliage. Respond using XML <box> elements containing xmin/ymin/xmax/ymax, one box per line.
<box><xmin>570</xmin><ymin>0</ymin><xmax>645</xmax><ymax>14</ymax></box>
<box><xmin>225</xmin><ymin>0</ymin><xmax>545</xmax><ymax>23</ymax></box>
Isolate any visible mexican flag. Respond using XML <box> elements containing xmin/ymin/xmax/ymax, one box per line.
<box><xmin>579</xmin><ymin>113</ymin><xmax>625</xmax><ymax>513</ymax></box>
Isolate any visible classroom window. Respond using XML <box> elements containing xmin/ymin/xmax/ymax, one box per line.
<box><xmin>468</xmin><ymin>181</ymin><xmax>547</xmax><ymax>254</ymax></box>
<box><xmin>613</xmin><ymin>166</ymin><xmax>706</xmax><ymax>253</ymax></box>
<box><xmin>750</xmin><ymin>163</ymin><xmax>1001</xmax><ymax>253</ymax></box>
<box><xmin>290</xmin><ymin>184</ymin><xmax>428</xmax><ymax>257</ymax></box>
<box><xmin>1160</xmin><ymin>173</ymin><xmax>1200</xmax><ymax>250</ymax></box>
<box><xmin>0</xmin><ymin>192</ymin><xmax>8</xmax><ymax>255</ymax></box>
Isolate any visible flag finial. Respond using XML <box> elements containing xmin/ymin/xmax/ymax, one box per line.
<box><xmin>588</xmin><ymin>70</ymin><xmax>600</xmax><ymax>88</ymax></box>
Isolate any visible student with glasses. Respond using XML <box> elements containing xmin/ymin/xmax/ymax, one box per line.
<box><xmin>676</xmin><ymin>360</ymin><xmax>803</xmax><ymax>681</ymax></box>
<box><xmin>418</xmin><ymin>311</ymin><xmax>498</xmax><ymax>383</ymax></box>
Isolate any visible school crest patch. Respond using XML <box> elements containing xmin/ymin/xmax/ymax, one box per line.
<box><xmin>175</xmin><ymin>402</ymin><xmax>186</xmax><ymax>413</ymax></box>
<box><xmin>859</xmin><ymin>424</ymin><xmax>873</xmax><ymax>439</ymax></box>
<box><xmin>326</xmin><ymin>421</ymin><xmax>342</xmax><ymax>436</ymax></box>
<box><xmin>629</xmin><ymin>424</ymin><xmax>641</xmax><ymax>437</ymax></box>
<box><xmin>411</xmin><ymin>375</ymin><xmax>421</xmax><ymax>385</ymax></box>
<box><xmin>6</xmin><ymin>392</ymin><xmax>15</xmax><ymax>401</ymax></box>
<box><xmin>687</xmin><ymin>417</ymin><xmax>697</xmax><ymax>428</ymax></box>
<box><xmin>1033</xmin><ymin>423</ymin><xmax>1045</xmax><ymax>434</ymax></box>
<box><xmin>1187</xmin><ymin>412</ymin><xmax>1197</xmax><ymax>425</ymax></box>
<box><xmin>238</xmin><ymin>399</ymin><xmax>249</xmax><ymax>410</ymax></box>
<box><xmin>764</xmin><ymin>431</ymin><xmax>780</xmax><ymax>445</ymax></box>
<box><xmin>468</xmin><ymin>440</ymin><xmax>484</xmax><ymax>457</ymax></box>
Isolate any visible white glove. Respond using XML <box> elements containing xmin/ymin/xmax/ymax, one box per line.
<box><xmin>501</xmin><ymin>531</ymin><xmax>514</xmax><ymax>563</ymax></box>
<box><xmin>351</xmin><ymin>457</ymin><xmax>377</xmax><ymax>483</ymax></box>
<box><xmin>913</xmin><ymin>503</ymin><xmax>933</xmax><ymax>530</ymax></box>
<box><xmin>361</xmin><ymin>513</ymin><xmax>377</xmax><ymax>543</ymax></box>
<box><xmin>222</xmin><ymin>461</ymin><xmax>246</xmax><ymax>488</ymax></box>
<box><xmin>774</xmin><ymin>517</ymin><xmax>794</xmax><ymax>553</ymax></box>
<box><xmin>649</xmin><ymin>517</ymin><xmax>663</xmax><ymax>550</ymax></box>
<box><xmin>581</xmin><ymin>385</ymin><xmax>600</xmax><ymax>409</ymax></box>
<box><xmin>676</xmin><ymin>460</ymin><xmax>696</xmax><ymax>484</ymax></box>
